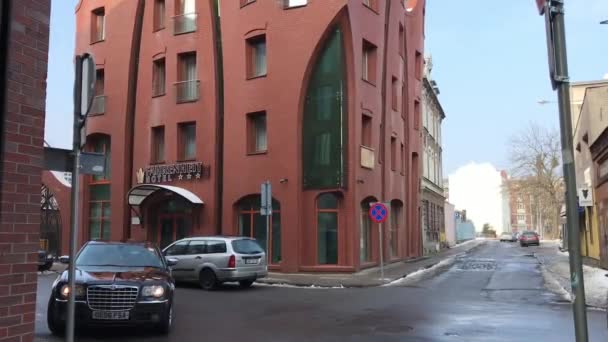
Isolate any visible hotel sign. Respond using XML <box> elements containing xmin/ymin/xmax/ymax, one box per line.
<box><xmin>136</xmin><ymin>162</ymin><xmax>211</xmax><ymax>184</ymax></box>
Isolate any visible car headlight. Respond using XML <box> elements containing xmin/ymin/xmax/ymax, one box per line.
<box><xmin>141</xmin><ymin>285</ymin><xmax>165</xmax><ymax>298</ymax></box>
<box><xmin>60</xmin><ymin>284</ymin><xmax>85</xmax><ymax>299</ymax></box>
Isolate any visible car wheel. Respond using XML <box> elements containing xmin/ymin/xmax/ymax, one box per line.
<box><xmin>199</xmin><ymin>269</ymin><xmax>217</xmax><ymax>291</ymax></box>
<box><xmin>47</xmin><ymin>297</ymin><xmax>65</xmax><ymax>336</ymax></box>
<box><xmin>158</xmin><ymin>303</ymin><xmax>173</xmax><ymax>335</ymax></box>
<box><xmin>239</xmin><ymin>280</ymin><xmax>254</xmax><ymax>288</ymax></box>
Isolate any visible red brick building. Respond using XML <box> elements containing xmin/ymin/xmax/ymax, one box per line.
<box><xmin>0</xmin><ymin>1</ymin><xmax>51</xmax><ymax>341</ymax></box>
<box><xmin>74</xmin><ymin>0</ymin><xmax>425</xmax><ymax>273</ymax></box>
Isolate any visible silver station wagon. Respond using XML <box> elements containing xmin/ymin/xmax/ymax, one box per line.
<box><xmin>162</xmin><ymin>236</ymin><xmax>268</xmax><ymax>290</ymax></box>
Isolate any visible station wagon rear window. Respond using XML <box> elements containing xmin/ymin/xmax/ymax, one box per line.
<box><xmin>232</xmin><ymin>239</ymin><xmax>264</xmax><ymax>254</ymax></box>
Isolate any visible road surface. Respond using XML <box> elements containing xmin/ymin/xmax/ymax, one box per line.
<box><xmin>35</xmin><ymin>240</ymin><xmax>608</xmax><ymax>341</ymax></box>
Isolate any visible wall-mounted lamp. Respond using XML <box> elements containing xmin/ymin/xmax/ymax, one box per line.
<box><xmin>357</xmin><ymin>179</ymin><xmax>365</xmax><ymax>184</ymax></box>
<box><xmin>279</xmin><ymin>178</ymin><xmax>288</xmax><ymax>184</ymax></box>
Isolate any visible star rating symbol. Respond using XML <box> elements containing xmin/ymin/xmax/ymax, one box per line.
<box><xmin>195</xmin><ymin>173</ymin><xmax>201</xmax><ymax>179</ymax></box>
<box><xmin>187</xmin><ymin>174</ymin><xmax>192</xmax><ymax>180</ymax></box>
<box><xmin>178</xmin><ymin>174</ymin><xmax>183</xmax><ymax>180</ymax></box>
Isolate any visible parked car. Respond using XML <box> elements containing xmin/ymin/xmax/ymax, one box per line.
<box><xmin>499</xmin><ymin>232</ymin><xmax>515</xmax><ymax>242</ymax></box>
<box><xmin>38</xmin><ymin>250</ymin><xmax>54</xmax><ymax>272</ymax></box>
<box><xmin>47</xmin><ymin>241</ymin><xmax>176</xmax><ymax>336</ymax></box>
<box><xmin>163</xmin><ymin>236</ymin><xmax>268</xmax><ymax>290</ymax></box>
<box><xmin>520</xmin><ymin>231</ymin><xmax>540</xmax><ymax>247</ymax></box>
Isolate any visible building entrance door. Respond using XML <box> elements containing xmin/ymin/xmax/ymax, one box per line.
<box><xmin>158</xmin><ymin>214</ymin><xmax>191</xmax><ymax>249</ymax></box>
<box><xmin>599</xmin><ymin>212</ymin><xmax>608</xmax><ymax>269</ymax></box>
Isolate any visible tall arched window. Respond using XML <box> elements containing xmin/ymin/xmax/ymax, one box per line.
<box><xmin>317</xmin><ymin>193</ymin><xmax>339</xmax><ymax>264</ymax></box>
<box><xmin>390</xmin><ymin>200</ymin><xmax>403</xmax><ymax>258</ymax></box>
<box><xmin>303</xmin><ymin>27</ymin><xmax>346</xmax><ymax>189</ymax></box>
<box><xmin>87</xmin><ymin>135</ymin><xmax>111</xmax><ymax>240</ymax></box>
<box><xmin>360</xmin><ymin>197</ymin><xmax>376</xmax><ymax>263</ymax></box>
<box><xmin>237</xmin><ymin>196</ymin><xmax>281</xmax><ymax>264</ymax></box>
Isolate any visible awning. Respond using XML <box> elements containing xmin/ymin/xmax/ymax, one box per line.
<box><xmin>127</xmin><ymin>184</ymin><xmax>204</xmax><ymax>206</ymax></box>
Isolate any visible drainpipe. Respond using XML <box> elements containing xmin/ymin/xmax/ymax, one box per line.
<box><xmin>212</xmin><ymin>0</ymin><xmax>224</xmax><ymax>234</ymax></box>
<box><xmin>123</xmin><ymin>0</ymin><xmax>146</xmax><ymax>240</ymax></box>
<box><xmin>379</xmin><ymin>0</ymin><xmax>392</xmax><ymax>261</ymax></box>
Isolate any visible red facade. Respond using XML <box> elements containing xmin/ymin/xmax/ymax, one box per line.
<box><xmin>74</xmin><ymin>0</ymin><xmax>425</xmax><ymax>273</ymax></box>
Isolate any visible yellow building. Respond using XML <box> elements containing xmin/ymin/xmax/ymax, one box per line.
<box><xmin>570</xmin><ymin>80</ymin><xmax>608</xmax><ymax>265</ymax></box>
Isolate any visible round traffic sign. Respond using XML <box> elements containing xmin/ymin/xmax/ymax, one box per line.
<box><xmin>369</xmin><ymin>203</ymin><xmax>388</xmax><ymax>223</ymax></box>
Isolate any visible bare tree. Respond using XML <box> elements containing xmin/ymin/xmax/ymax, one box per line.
<box><xmin>508</xmin><ymin>123</ymin><xmax>563</xmax><ymax>239</ymax></box>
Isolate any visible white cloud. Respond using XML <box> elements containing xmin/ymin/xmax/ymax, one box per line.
<box><xmin>448</xmin><ymin>162</ymin><xmax>506</xmax><ymax>234</ymax></box>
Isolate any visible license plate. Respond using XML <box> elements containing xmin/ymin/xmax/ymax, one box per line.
<box><xmin>245</xmin><ymin>259</ymin><xmax>259</xmax><ymax>265</ymax></box>
<box><xmin>92</xmin><ymin>311</ymin><xmax>130</xmax><ymax>320</ymax></box>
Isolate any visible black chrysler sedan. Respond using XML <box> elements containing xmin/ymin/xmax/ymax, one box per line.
<box><xmin>47</xmin><ymin>241</ymin><xmax>177</xmax><ymax>336</ymax></box>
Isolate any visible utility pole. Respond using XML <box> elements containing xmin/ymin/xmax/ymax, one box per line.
<box><xmin>537</xmin><ymin>1</ymin><xmax>588</xmax><ymax>340</ymax></box>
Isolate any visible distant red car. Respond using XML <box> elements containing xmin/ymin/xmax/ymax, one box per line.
<box><xmin>519</xmin><ymin>231</ymin><xmax>540</xmax><ymax>247</ymax></box>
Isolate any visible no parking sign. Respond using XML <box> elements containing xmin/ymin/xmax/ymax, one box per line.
<box><xmin>369</xmin><ymin>203</ymin><xmax>388</xmax><ymax>223</ymax></box>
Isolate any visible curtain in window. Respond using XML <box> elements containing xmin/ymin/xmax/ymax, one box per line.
<box><xmin>254</xmin><ymin>41</ymin><xmax>267</xmax><ymax>76</ymax></box>
<box><xmin>180</xmin><ymin>54</ymin><xmax>197</xmax><ymax>101</ymax></box>
<box><xmin>255</xmin><ymin>115</ymin><xmax>267</xmax><ymax>151</ymax></box>
<box><xmin>183</xmin><ymin>124</ymin><xmax>196</xmax><ymax>159</ymax></box>
<box><xmin>318</xmin><ymin>193</ymin><xmax>339</xmax><ymax>265</ymax></box>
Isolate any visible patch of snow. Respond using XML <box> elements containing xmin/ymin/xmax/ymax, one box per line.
<box><xmin>254</xmin><ymin>282</ymin><xmax>345</xmax><ymax>289</ymax></box>
<box><xmin>383</xmin><ymin>256</ymin><xmax>458</xmax><ymax>287</ymax></box>
<box><xmin>541</xmin><ymin>266</ymin><xmax>572</xmax><ymax>302</ymax></box>
<box><xmin>581</xmin><ymin>264</ymin><xmax>608</xmax><ymax>309</ymax></box>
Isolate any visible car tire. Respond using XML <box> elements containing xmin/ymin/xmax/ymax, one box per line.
<box><xmin>239</xmin><ymin>280</ymin><xmax>254</xmax><ymax>288</ymax></box>
<box><xmin>47</xmin><ymin>297</ymin><xmax>65</xmax><ymax>337</ymax></box>
<box><xmin>157</xmin><ymin>302</ymin><xmax>173</xmax><ymax>335</ymax></box>
<box><xmin>199</xmin><ymin>269</ymin><xmax>217</xmax><ymax>291</ymax></box>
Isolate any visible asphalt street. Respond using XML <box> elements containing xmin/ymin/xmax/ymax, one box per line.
<box><xmin>35</xmin><ymin>241</ymin><xmax>608</xmax><ymax>341</ymax></box>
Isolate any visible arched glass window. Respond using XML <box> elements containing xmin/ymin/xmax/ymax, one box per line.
<box><xmin>87</xmin><ymin>135</ymin><xmax>111</xmax><ymax>240</ymax></box>
<box><xmin>360</xmin><ymin>198</ymin><xmax>375</xmax><ymax>263</ymax></box>
<box><xmin>390</xmin><ymin>200</ymin><xmax>403</xmax><ymax>258</ymax></box>
<box><xmin>317</xmin><ymin>193</ymin><xmax>339</xmax><ymax>264</ymax></box>
<box><xmin>237</xmin><ymin>196</ymin><xmax>281</xmax><ymax>264</ymax></box>
<box><xmin>303</xmin><ymin>28</ymin><xmax>346</xmax><ymax>189</ymax></box>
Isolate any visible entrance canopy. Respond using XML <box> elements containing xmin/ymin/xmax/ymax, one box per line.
<box><xmin>127</xmin><ymin>184</ymin><xmax>204</xmax><ymax>206</ymax></box>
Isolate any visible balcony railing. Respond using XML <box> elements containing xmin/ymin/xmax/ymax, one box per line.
<box><xmin>173</xmin><ymin>13</ymin><xmax>197</xmax><ymax>35</ymax></box>
<box><xmin>360</xmin><ymin>145</ymin><xmax>375</xmax><ymax>169</ymax></box>
<box><xmin>174</xmin><ymin>80</ymin><xmax>200</xmax><ymax>103</ymax></box>
<box><xmin>89</xmin><ymin>95</ymin><xmax>106</xmax><ymax>115</ymax></box>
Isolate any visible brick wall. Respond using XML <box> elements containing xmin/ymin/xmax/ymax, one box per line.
<box><xmin>0</xmin><ymin>1</ymin><xmax>50</xmax><ymax>341</ymax></box>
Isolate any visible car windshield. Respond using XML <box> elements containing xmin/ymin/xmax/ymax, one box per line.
<box><xmin>76</xmin><ymin>244</ymin><xmax>164</xmax><ymax>268</ymax></box>
<box><xmin>232</xmin><ymin>239</ymin><xmax>264</xmax><ymax>255</ymax></box>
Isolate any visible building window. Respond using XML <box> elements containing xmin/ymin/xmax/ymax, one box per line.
<box><xmin>414</xmin><ymin>99</ymin><xmax>421</xmax><ymax>130</ymax></box>
<box><xmin>178</xmin><ymin>122</ymin><xmax>196</xmax><ymax>160</ymax></box>
<box><xmin>91</xmin><ymin>7</ymin><xmax>105</xmax><ymax>43</ymax></box>
<box><xmin>176</xmin><ymin>52</ymin><xmax>199</xmax><ymax>103</ymax></box>
<box><xmin>303</xmin><ymin>28</ymin><xmax>346</xmax><ymax>189</ymax></box>
<box><xmin>360</xmin><ymin>198</ymin><xmax>375</xmax><ymax>263</ymax></box>
<box><xmin>391</xmin><ymin>137</ymin><xmax>397</xmax><ymax>171</ymax></box>
<box><xmin>390</xmin><ymin>200</ymin><xmax>402</xmax><ymax>258</ymax></box>
<box><xmin>247</xmin><ymin>35</ymin><xmax>267</xmax><ymax>78</ymax></box>
<box><xmin>151</xmin><ymin>126</ymin><xmax>165</xmax><ymax>163</ymax></box>
<box><xmin>154</xmin><ymin>0</ymin><xmax>165</xmax><ymax>31</ymax></box>
<box><xmin>174</xmin><ymin>0</ymin><xmax>197</xmax><ymax>35</ymax></box>
<box><xmin>88</xmin><ymin>136</ymin><xmax>111</xmax><ymax>241</ymax></box>
<box><xmin>317</xmin><ymin>193</ymin><xmax>339</xmax><ymax>265</ymax></box>
<box><xmin>363</xmin><ymin>0</ymin><xmax>378</xmax><ymax>12</ymax></box>
<box><xmin>362</xmin><ymin>40</ymin><xmax>377</xmax><ymax>84</ymax></box>
<box><xmin>415</xmin><ymin>50</ymin><xmax>422</xmax><ymax>80</ymax></box>
<box><xmin>247</xmin><ymin>111</ymin><xmax>267</xmax><ymax>153</ymax></box>
<box><xmin>400</xmin><ymin>142</ymin><xmax>405</xmax><ymax>174</ymax></box>
<box><xmin>152</xmin><ymin>58</ymin><xmax>166</xmax><ymax>96</ymax></box>
<box><xmin>399</xmin><ymin>23</ymin><xmax>405</xmax><ymax>58</ymax></box>
<box><xmin>237</xmin><ymin>196</ymin><xmax>281</xmax><ymax>264</ymax></box>
<box><xmin>391</xmin><ymin>76</ymin><xmax>399</xmax><ymax>111</ymax></box>
<box><xmin>284</xmin><ymin>0</ymin><xmax>307</xmax><ymax>8</ymax></box>
<box><xmin>361</xmin><ymin>115</ymin><xmax>372</xmax><ymax>147</ymax></box>
<box><xmin>90</xmin><ymin>69</ymin><xmax>106</xmax><ymax>115</ymax></box>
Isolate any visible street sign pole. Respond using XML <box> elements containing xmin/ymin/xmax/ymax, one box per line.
<box><xmin>261</xmin><ymin>181</ymin><xmax>272</xmax><ymax>262</ymax></box>
<box><xmin>369</xmin><ymin>202</ymin><xmax>389</xmax><ymax>281</ymax></box>
<box><xmin>538</xmin><ymin>1</ymin><xmax>588</xmax><ymax>340</ymax></box>
<box><xmin>379</xmin><ymin>222</ymin><xmax>384</xmax><ymax>280</ymax></box>
<box><xmin>66</xmin><ymin>54</ymin><xmax>96</xmax><ymax>342</ymax></box>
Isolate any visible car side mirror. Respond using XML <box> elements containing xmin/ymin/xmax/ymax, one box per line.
<box><xmin>166</xmin><ymin>258</ymin><xmax>178</xmax><ymax>267</ymax></box>
<box><xmin>59</xmin><ymin>256</ymin><xmax>70</xmax><ymax>264</ymax></box>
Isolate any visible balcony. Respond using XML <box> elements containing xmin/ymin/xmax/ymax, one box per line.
<box><xmin>173</xmin><ymin>13</ymin><xmax>197</xmax><ymax>35</ymax></box>
<box><xmin>89</xmin><ymin>95</ymin><xmax>106</xmax><ymax>115</ymax></box>
<box><xmin>174</xmin><ymin>80</ymin><xmax>200</xmax><ymax>103</ymax></box>
<box><xmin>360</xmin><ymin>146</ymin><xmax>375</xmax><ymax>169</ymax></box>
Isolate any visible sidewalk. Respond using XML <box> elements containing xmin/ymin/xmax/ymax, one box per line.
<box><xmin>534</xmin><ymin>241</ymin><xmax>608</xmax><ymax>309</ymax></box>
<box><xmin>256</xmin><ymin>239</ymin><xmax>487</xmax><ymax>288</ymax></box>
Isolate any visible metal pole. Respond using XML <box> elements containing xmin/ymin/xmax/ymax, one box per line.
<box><xmin>66</xmin><ymin>56</ymin><xmax>83</xmax><ymax>342</ymax></box>
<box><xmin>266</xmin><ymin>212</ymin><xmax>271</xmax><ymax>264</ymax></box>
<box><xmin>379</xmin><ymin>222</ymin><xmax>384</xmax><ymax>280</ymax></box>
<box><xmin>551</xmin><ymin>1</ymin><xmax>588</xmax><ymax>340</ymax></box>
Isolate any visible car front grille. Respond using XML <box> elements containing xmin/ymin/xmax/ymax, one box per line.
<box><xmin>87</xmin><ymin>285</ymin><xmax>139</xmax><ymax>311</ymax></box>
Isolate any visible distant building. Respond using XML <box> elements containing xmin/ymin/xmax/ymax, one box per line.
<box><xmin>421</xmin><ymin>56</ymin><xmax>446</xmax><ymax>254</ymax></box>
<box><xmin>455</xmin><ymin>209</ymin><xmax>475</xmax><ymax>243</ymax></box>
<box><xmin>500</xmin><ymin>171</ymin><xmax>512</xmax><ymax>233</ymax></box>
<box><xmin>444</xmin><ymin>202</ymin><xmax>456</xmax><ymax>247</ymax></box>
<box><xmin>505</xmin><ymin>178</ymin><xmax>534</xmax><ymax>233</ymax></box>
